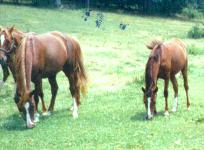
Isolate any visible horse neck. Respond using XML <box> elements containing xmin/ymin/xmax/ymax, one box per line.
<box><xmin>145</xmin><ymin>58</ymin><xmax>160</xmax><ymax>89</ymax></box>
<box><xmin>15</xmin><ymin>36</ymin><xmax>31</xmax><ymax>98</ymax></box>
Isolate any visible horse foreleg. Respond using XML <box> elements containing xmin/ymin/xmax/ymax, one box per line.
<box><xmin>170</xmin><ymin>75</ymin><xmax>178</xmax><ymax>112</ymax></box>
<box><xmin>66</xmin><ymin>72</ymin><xmax>80</xmax><ymax>119</ymax></box>
<box><xmin>182</xmin><ymin>66</ymin><xmax>190</xmax><ymax>110</ymax></box>
<box><xmin>164</xmin><ymin>77</ymin><xmax>170</xmax><ymax>116</ymax></box>
<box><xmin>48</xmin><ymin>76</ymin><xmax>58</xmax><ymax>113</ymax></box>
<box><xmin>2</xmin><ymin>63</ymin><xmax>9</xmax><ymax>82</ymax></box>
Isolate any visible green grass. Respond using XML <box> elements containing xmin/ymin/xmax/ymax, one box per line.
<box><xmin>1</xmin><ymin>4</ymin><xmax>204</xmax><ymax>150</ymax></box>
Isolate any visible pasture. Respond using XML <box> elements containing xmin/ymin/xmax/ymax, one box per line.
<box><xmin>1</xmin><ymin>4</ymin><xmax>204</xmax><ymax>149</ymax></box>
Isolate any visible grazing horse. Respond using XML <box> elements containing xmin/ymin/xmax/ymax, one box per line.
<box><xmin>0</xmin><ymin>27</ymin><xmax>50</xmax><ymax>115</ymax></box>
<box><xmin>0</xmin><ymin>27</ymin><xmax>87</xmax><ymax>128</ymax></box>
<box><xmin>142</xmin><ymin>39</ymin><xmax>190</xmax><ymax>119</ymax></box>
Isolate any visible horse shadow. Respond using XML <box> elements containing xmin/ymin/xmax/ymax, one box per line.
<box><xmin>0</xmin><ymin>108</ymin><xmax>72</xmax><ymax>131</ymax></box>
<box><xmin>0</xmin><ymin>114</ymin><xmax>26</xmax><ymax>131</ymax></box>
<box><xmin>130</xmin><ymin>111</ymin><xmax>164</xmax><ymax>121</ymax></box>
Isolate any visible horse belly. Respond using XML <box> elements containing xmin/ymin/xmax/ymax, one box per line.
<box><xmin>171</xmin><ymin>54</ymin><xmax>187</xmax><ymax>74</ymax></box>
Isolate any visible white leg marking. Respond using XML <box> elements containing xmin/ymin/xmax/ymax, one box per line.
<box><xmin>164</xmin><ymin>111</ymin><xmax>169</xmax><ymax>116</ymax></box>
<box><xmin>70</xmin><ymin>103</ymin><xmax>74</xmax><ymax>111</ymax></box>
<box><xmin>0</xmin><ymin>35</ymin><xmax>5</xmax><ymax>46</ymax></box>
<box><xmin>24</xmin><ymin>102</ymin><xmax>34</xmax><ymax>128</ymax></box>
<box><xmin>72</xmin><ymin>98</ymin><xmax>78</xmax><ymax>119</ymax></box>
<box><xmin>34</xmin><ymin>112</ymin><xmax>40</xmax><ymax>123</ymax></box>
<box><xmin>172</xmin><ymin>97</ymin><xmax>178</xmax><ymax>112</ymax></box>
<box><xmin>42</xmin><ymin>111</ymin><xmax>51</xmax><ymax>116</ymax></box>
<box><xmin>147</xmin><ymin>97</ymin><xmax>153</xmax><ymax>119</ymax></box>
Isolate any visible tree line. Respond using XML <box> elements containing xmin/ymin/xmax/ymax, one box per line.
<box><xmin>0</xmin><ymin>0</ymin><xmax>204</xmax><ymax>15</ymax></box>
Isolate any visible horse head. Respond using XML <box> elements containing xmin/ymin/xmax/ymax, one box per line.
<box><xmin>15</xmin><ymin>90</ymin><xmax>35</xmax><ymax>128</ymax></box>
<box><xmin>0</xmin><ymin>27</ymin><xmax>35</xmax><ymax>128</ymax></box>
<box><xmin>0</xmin><ymin>26</ymin><xmax>24</xmax><ymax>63</ymax></box>
<box><xmin>142</xmin><ymin>41</ymin><xmax>162</xmax><ymax>120</ymax></box>
<box><xmin>142</xmin><ymin>82</ymin><xmax>158</xmax><ymax>120</ymax></box>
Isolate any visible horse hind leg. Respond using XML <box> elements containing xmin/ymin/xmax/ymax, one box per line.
<box><xmin>34</xmin><ymin>80</ymin><xmax>47</xmax><ymax>121</ymax></box>
<box><xmin>63</xmin><ymin>69</ymin><xmax>80</xmax><ymax>119</ymax></box>
<box><xmin>181</xmin><ymin>65</ymin><xmax>190</xmax><ymax>110</ymax></box>
<box><xmin>47</xmin><ymin>75</ymin><xmax>58</xmax><ymax>114</ymax></box>
<box><xmin>164</xmin><ymin>76</ymin><xmax>170</xmax><ymax>116</ymax></box>
<box><xmin>170</xmin><ymin>74</ymin><xmax>178</xmax><ymax>112</ymax></box>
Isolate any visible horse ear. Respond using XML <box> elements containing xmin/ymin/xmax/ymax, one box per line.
<box><xmin>8</xmin><ymin>26</ymin><xmax>15</xmax><ymax>33</ymax></box>
<box><xmin>142</xmin><ymin>87</ymin><xmax>145</xmax><ymax>93</ymax></box>
<box><xmin>146</xmin><ymin>44</ymin><xmax>153</xmax><ymax>50</ymax></box>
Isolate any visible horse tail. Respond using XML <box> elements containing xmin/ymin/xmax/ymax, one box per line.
<box><xmin>69</xmin><ymin>38</ymin><xmax>87</xmax><ymax>96</ymax></box>
<box><xmin>146</xmin><ymin>39</ymin><xmax>163</xmax><ymax>50</ymax></box>
<box><xmin>75</xmin><ymin>42</ymin><xmax>87</xmax><ymax>95</ymax></box>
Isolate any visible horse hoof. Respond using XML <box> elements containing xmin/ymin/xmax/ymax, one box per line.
<box><xmin>164</xmin><ymin>111</ymin><xmax>169</xmax><ymax>116</ymax></box>
<box><xmin>42</xmin><ymin>111</ymin><xmax>51</xmax><ymax>116</ymax></box>
<box><xmin>35</xmin><ymin>112</ymin><xmax>40</xmax><ymax>117</ymax></box>
<box><xmin>187</xmin><ymin>107</ymin><xmax>190</xmax><ymax>111</ymax></box>
<box><xmin>34</xmin><ymin>113</ymin><xmax>40</xmax><ymax>123</ymax></box>
<box><xmin>34</xmin><ymin>116</ymin><xmax>39</xmax><ymax>123</ymax></box>
<box><xmin>72</xmin><ymin>111</ymin><xmax>78</xmax><ymax>119</ymax></box>
<box><xmin>172</xmin><ymin>108</ymin><xmax>177</xmax><ymax>113</ymax></box>
<box><xmin>70</xmin><ymin>106</ymin><xmax>73</xmax><ymax>111</ymax></box>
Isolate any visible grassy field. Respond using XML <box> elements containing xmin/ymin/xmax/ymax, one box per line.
<box><xmin>1</xmin><ymin>4</ymin><xmax>204</xmax><ymax>150</ymax></box>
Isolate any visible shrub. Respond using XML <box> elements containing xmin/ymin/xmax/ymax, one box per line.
<box><xmin>188</xmin><ymin>24</ymin><xmax>204</xmax><ymax>39</ymax></box>
<box><xmin>187</xmin><ymin>44</ymin><xmax>204</xmax><ymax>55</ymax></box>
<box><xmin>181</xmin><ymin>5</ymin><xmax>203</xmax><ymax>19</ymax></box>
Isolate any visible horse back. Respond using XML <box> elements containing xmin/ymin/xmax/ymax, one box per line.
<box><xmin>28</xmin><ymin>33</ymin><xmax>68</xmax><ymax>75</ymax></box>
<box><xmin>162</xmin><ymin>38</ymin><xmax>188</xmax><ymax>74</ymax></box>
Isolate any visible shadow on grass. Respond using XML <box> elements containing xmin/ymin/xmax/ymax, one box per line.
<box><xmin>0</xmin><ymin>108</ymin><xmax>72</xmax><ymax>131</ymax></box>
<box><xmin>196</xmin><ymin>118</ymin><xmax>204</xmax><ymax>124</ymax></box>
<box><xmin>130</xmin><ymin>111</ymin><xmax>165</xmax><ymax>121</ymax></box>
<box><xmin>39</xmin><ymin>108</ymin><xmax>71</xmax><ymax>121</ymax></box>
<box><xmin>0</xmin><ymin>114</ymin><xmax>26</xmax><ymax>131</ymax></box>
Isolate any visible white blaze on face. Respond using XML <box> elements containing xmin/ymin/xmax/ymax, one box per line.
<box><xmin>172</xmin><ymin>97</ymin><xmax>178</xmax><ymax>112</ymax></box>
<box><xmin>72</xmin><ymin>98</ymin><xmax>78</xmax><ymax>119</ymax></box>
<box><xmin>0</xmin><ymin>34</ymin><xmax>5</xmax><ymax>46</ymax></box>
<box><xmin>24</xmin><ymin>102</ymin><xmax>34</xmax><ymax>127</ymax></box>
<box><xmin>147</xmin><ymin>97</ymin><xmax>151</xmax><ymax>117</ymax></box>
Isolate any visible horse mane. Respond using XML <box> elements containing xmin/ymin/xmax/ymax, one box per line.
<box><xmin>145</xmin><ymin>44</ymin><xmax>162</xmax><ymax>90</ymax></box>
<box><xmin>15</xmin><ymin>36</ymin><xmax>30</xmax><ymax>107</ymax></box>
<box><xmin>146</xmin><ymin>39</ymin><xmax>163</xmax><ymax>50</ymax></box>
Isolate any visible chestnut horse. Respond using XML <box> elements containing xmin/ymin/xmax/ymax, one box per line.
<box><xmin>0</xmin><ymin>27</ymin><xmax>48</xmax><ymax>115</ymax></box>
<box><xmin>0</xmin><ymin>27</ymin><xmax>87</xmax><ymax>128</ymax></box>
<box><xmin>142</xmin><ymin>39</ymin><xmax>190</xmax><ymax>119</ymax></box>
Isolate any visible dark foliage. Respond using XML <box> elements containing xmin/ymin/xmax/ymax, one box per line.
<box><xmin>1</xmin><ymin>0</ymin><xmax>204</xmax><ymax>15</ymax></box>
<box><xmin>95</xmin><ymin>12</ymin><xmax>104</xmax><ymax>28</ymax></box>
